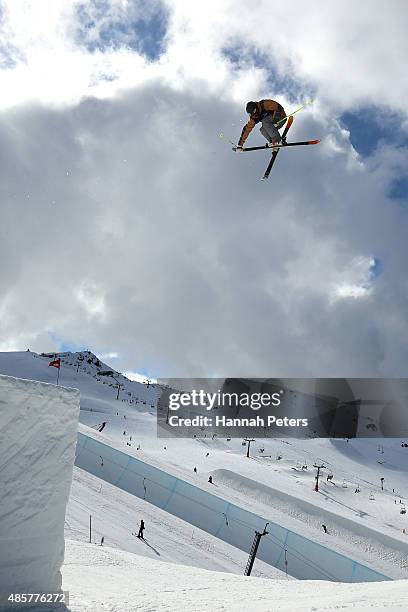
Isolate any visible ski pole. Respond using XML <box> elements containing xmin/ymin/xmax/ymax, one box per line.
<box><xmin>219</xmin><ymin>131</ymin><xmax>238</xmax><ymax>147</ymax></box>
<box><xmin>274</xmin><ymin>99</ymin><xmax>315</xmax><ymax>127</ymax></box>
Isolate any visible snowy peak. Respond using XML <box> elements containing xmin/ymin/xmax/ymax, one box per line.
<box><xmin>0</xmin><ymin>350</ymin><xmax>159</xmax><ymax>411</ymax></box>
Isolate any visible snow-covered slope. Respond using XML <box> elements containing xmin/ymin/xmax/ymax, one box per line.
<box><xmin>1</xmin><ymin>351</ymin><xmax>408</xmax><ymax>584</ymax></box>
<box><xmin>67</xmin><ymin>466</ymin><xmax>284</xmax><ymax>579</ymax></box>
<box><xmin>74</xmin><ymin>429</ymin><xmax>390</xmax><ymax>581</ymax></box>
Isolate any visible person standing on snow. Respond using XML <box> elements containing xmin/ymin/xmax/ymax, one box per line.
<box><xmin>137</xmin><ymin>519</ymin><xmax>145</xmax><ymax>539</ymax></box>
<box><xmin>235</xmin><ymin>100</ymin><xmax>287</xmax><ymax>150</ymax></box>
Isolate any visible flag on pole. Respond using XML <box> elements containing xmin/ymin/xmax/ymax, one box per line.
<box><xmin>49</xmin><ymin>357</ymin><xmax>61</xmax><ymax>384</ymax></box>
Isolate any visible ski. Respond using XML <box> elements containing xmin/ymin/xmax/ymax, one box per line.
<box><xmin>240</xmin><ymin>139</ymin><xmax>320</xmax><ymax>152</ymax></box>
<box><xmin>261</xmin><ymin>115</ymin><xmax>294</xmax><ymax>181</ymax></box>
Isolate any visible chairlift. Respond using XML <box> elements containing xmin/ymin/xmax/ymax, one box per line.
<box><xmin>401</xmin><ymin>505</ymin><xmax>406</xmax><ymax>515</ymax></box>
<box><xmin>369</xmin><ymin>492</ymin><xmax>375</xmax><ymax>500</ymax></box>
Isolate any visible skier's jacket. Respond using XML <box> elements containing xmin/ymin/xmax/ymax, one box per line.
<box><xmin>238</xmin><ymin>99</ymin><xmax>285</xmax><ymax>146</ymax></box>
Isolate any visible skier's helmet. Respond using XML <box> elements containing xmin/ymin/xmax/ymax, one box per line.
<box><xmin>246</xmin><ymin>101</ymin><xmax>257</xmax><ymax>115</ymax></box>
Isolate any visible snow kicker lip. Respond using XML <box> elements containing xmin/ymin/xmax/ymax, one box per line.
<box><xmin>74</xmin><ymin>431</ymin><xmax>391</xmax><ymax>583</ymax></box>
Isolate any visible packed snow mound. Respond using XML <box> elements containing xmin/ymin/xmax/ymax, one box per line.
<box><xmin>0</xmin><ymin>375</ymin><xmax>80</xmax><ymax>597</ymax></box>
<box><xmin>62</xmin><ymin>539</ymin><xmax>408</xmax><ymax>612</ymax></box>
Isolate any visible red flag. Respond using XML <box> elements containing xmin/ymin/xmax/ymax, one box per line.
<box><xmin>49</xmin><ymin>358</ymin><xmax>61</xmax><ymax>369</ymax></box>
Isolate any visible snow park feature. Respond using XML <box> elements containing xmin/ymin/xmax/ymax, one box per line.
<box><xmin>1</xmin><ymin>351</ymin><xmax>408</xmax><ymax>609</ymax></box>
<box><xmin>74</xmin><ymin>431</ymin><xmax>389</xmax><ymax>582</ymax></box>
<box><xmin>0</xmin><ymin>375</ymin><xmax>80</xmax><ymax>600</ymax></box>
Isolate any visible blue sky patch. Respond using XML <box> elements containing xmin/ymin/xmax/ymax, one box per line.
<box><xmin>47</xmin><ymin>331</ymin><xmax>86</xmax><ymax>353</ymax></box>
<box><xmin>0</xmin><ymin>43</ymin><xmax>20</xmax><ymax>69</ymax></box>
<box><xmin>75</xmin><ymin>1</ymin><xmax>168</xmax><ymax>61</ymax></box>
<box><xmin>388</xmin><ymin>177</ymin><xmax>408</xmax><ymax>202</ymax></box>
<box><xmin>369</xmin><ymin>257</ymin><xmax>382</xmax><ymax>279</ymax></box>
<box><xmin>340</xmin><ymin>107</ymin><xmax>408</xmax><ymax>157</ymax></box>
<box><xmin>342</xmin><ymin>109</ymin><xmax>408</xmax><ymax>202</ymax></box>
<box><xmin>222</xmin><ymin>43</ymin><xmax>310</xmax><ymax>103</ymax></box>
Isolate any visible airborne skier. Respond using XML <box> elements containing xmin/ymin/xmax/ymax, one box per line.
<box><xmin>236</xmin><ymin>100</ymin><xmax>287</xmax><ymax>150</ymax></box>
<box><xmin>227</xmin><ymin>98</ymin><xmax>319</xmax><ymax>179</ymax></box>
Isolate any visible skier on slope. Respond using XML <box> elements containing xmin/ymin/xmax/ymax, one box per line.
<box><xmin>235</xmin><ymin>100</ymin><xmax>287</xmax><ymax>150</ymax></box>
<box><xmin>137</xmin><ymin>519</ymin><xmax>145</xmax><ymax>539</ymax></box>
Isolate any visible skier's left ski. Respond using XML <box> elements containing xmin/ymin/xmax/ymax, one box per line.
<box><xmin>261</xmin><ymin>115</ymin><xmax>293</xmax><ymax>181</ymax></box>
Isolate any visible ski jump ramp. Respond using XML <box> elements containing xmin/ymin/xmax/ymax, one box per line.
<box><xmin>75</xmin><ymin>432</ymin><xmax>390</xmax><ymax>582</ymax></box>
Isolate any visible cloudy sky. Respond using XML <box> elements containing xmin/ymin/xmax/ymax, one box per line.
<box><xmin>1</xmin><ymin>0</ymin><xmax>407</xmax><ymax>378</ymax></box>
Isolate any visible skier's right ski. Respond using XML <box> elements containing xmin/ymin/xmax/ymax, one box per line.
<box><xmin>261</xmin><ymin>115</ymin><xmax>294</xmax><ymax>181</ymax></box>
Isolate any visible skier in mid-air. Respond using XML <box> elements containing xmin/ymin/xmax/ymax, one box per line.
<box><xmin>236</xmin><ymin>100</ymin><xmax>287</xmax><ymax>150</ymax></box>
<box><xmin>229</xmin><ymin>98</ymin><xmax>320</xmax><ymax>180</ymax></box>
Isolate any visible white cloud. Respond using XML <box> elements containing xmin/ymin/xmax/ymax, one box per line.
<box><xmin>1</xmin><ymin>1</ymin><xmax>407</xmax><ymax>116</ymax></box>
<box><xmin>333</xmin><ymin>285</ymin><xmax>371</xmax><ymax>299</ymax></box>
<box><xmin>0</xmin><ymin>1</ymin><xmax>407</xmax><ymax>378</ymax></box>
<box><xmin>100</xmin><ymin>352</ymin><xmax>119</xmax><ymax>360</ymax></box>
<box><xmin>163</xmin><ymin>0</ymin><xmax>408</xmax><ymax>115</ymax></box>
<box><xmin>330</xmin><ymin>256</ymin><xmax>377</xmax><ymax>302</ymax></box>
<box><xmin>124</xmin><ymin>371</ymin><xmax>157</xmax><ymax>384</ymax></box>
<box><xmin>76</xmin><ymin>281</ymin><xmax>107</xmax><ymax>319</ymax></box>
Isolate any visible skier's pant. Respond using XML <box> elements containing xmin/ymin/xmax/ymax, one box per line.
<box><xmin>260</xmin><ymin>113</ymin><xmax>285</xmax><ymax>143</ymax></box>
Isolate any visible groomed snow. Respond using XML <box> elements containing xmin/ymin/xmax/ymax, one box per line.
<box><xmin>74</xmin><ymin>430</ymin><xmax>390</xmax><ymax>581</ymax></box>
<box><xmin>62</xmin><ymin>538</ymin><xmax>408</xmax><ymax>611</ymax></box>
<box><xmin>66</xmin><ymin>465</ymin><xmax>286</xmax><ymax>579</ymax></box>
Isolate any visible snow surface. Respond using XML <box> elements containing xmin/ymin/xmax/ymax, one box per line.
<box><xmin>61</xmin><ymin>539</ymin><xmax>408</xmax><ymax>611</ymax></box>
<box><xmin>1</xmin><ymin>351</ymin><xmax>408</xmax><ymax>607</ymax></box>
<box><xmin>67</xmin><ymin>465</ymin><xmax>285</xmax><ymax>579</ymax></box>
<box><xmin>0</xmin><ymin>374</ymin><xmax>80</xmax><ymax>594</ymax></box>
<box><xmin>74</xmin><ymin>430</ymin><xmax>389</xmax><ymax>581</ymax></box>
